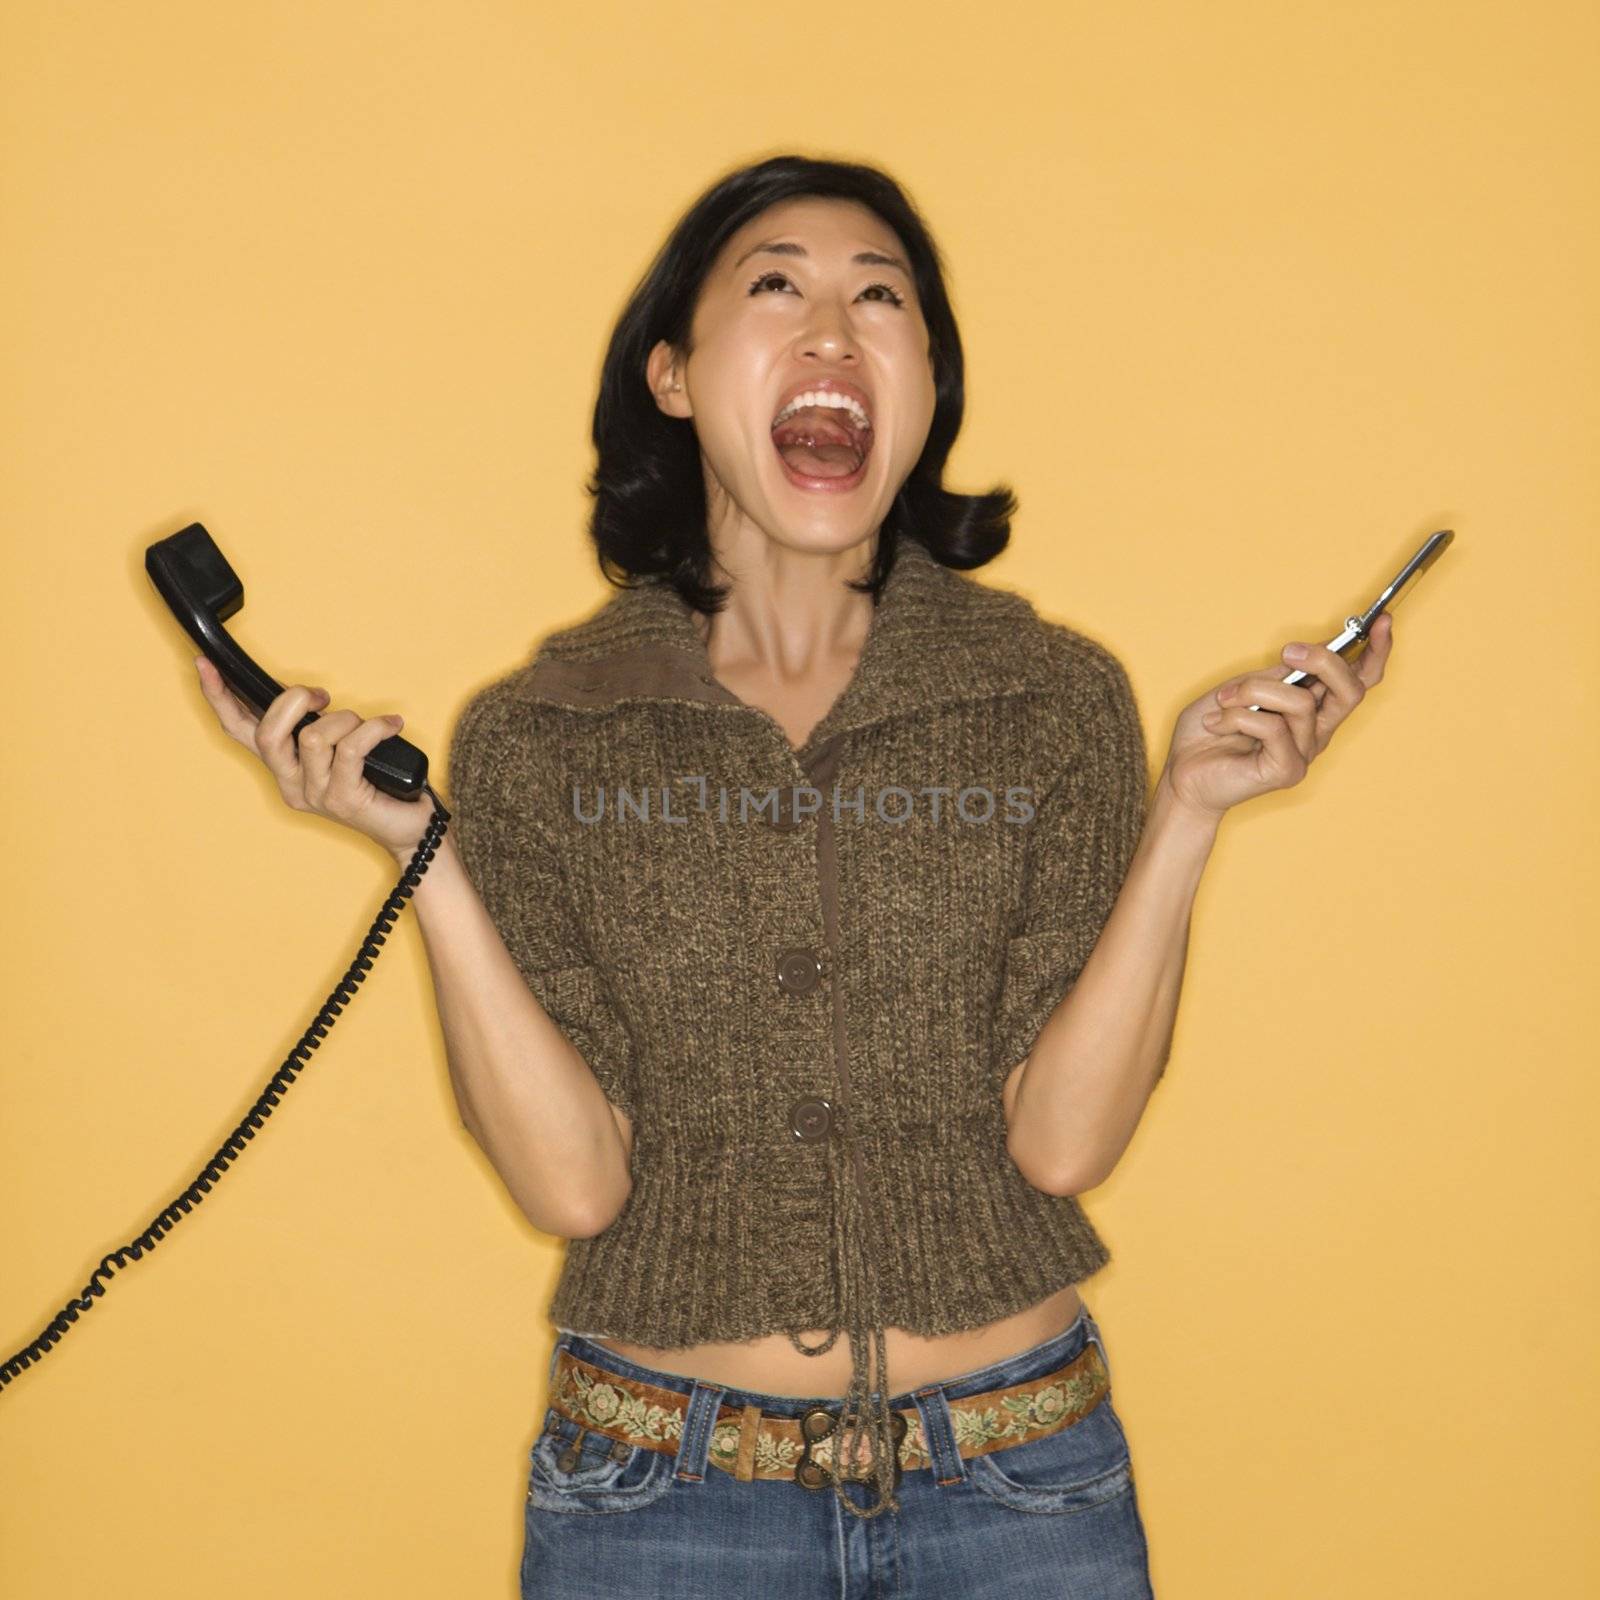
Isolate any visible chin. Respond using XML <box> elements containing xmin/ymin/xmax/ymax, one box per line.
<box><xmin>763</xmin><ymin>489</ymin><xmax>886</xmax><ymax>542</ymax></box>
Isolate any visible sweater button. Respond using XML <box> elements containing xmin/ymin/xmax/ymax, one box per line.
<box><xmin>776</xmin><ymin>947</ymin><xmax>824</xmax><ymax>995</ymax></box>
<box><xmin>764</xmin><ymin>792</ymin><xmax>802</xmax><ymax>831</ymax></box>
<box><xmin>789</xmin><ymin>1097</ymin><xmax>833</xmax><ymax>1141</ymax></box>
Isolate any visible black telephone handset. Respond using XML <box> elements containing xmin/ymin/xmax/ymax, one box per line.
<box><xmin>0</xmin><ymin>522</ymin><xmax>452</xmax><ymax>1393</ymax></box>
<box><xmin>145</xmin><ymin>521</ymin><xmax>434</xmax><ymax>802</ymax></box>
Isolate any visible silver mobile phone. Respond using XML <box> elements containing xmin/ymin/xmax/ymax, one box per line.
<box><xmin>1247</xmin><ymin>528</ymin><xmax>1453</xmax><ymax>712</ymax></box>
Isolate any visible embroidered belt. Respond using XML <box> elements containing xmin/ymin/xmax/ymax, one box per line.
<box><xmin>546</xmin><ymin>1338</ymin><xmax>1110</xmax><ymax>1489</ymax></box>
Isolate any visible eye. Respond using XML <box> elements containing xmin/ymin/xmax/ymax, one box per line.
<box><xmin>746</xmin><ymin>271</ymin><xmax>906</xmax><ymax>308</ymax></box>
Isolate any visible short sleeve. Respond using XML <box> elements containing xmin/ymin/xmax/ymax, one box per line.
<box><xmin>446</xmin><ymin>684</ymin><xmax>639</xmax><ymax>1121</ymax></box>
<box><xmin>993</xmin><ymin>643</ymin><xmax>1151</xmax><ymax>1082</ymax></box>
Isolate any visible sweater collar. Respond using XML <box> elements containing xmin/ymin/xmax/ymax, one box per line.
<box><xmin>524</xmin><ymin>536</ymin><xmax>1057</xmax><ymax>759</ymax></box>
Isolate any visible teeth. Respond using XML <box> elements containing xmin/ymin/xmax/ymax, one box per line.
<box><xmin>771</xmin><ymin>390</ymin><xmax>872</xmax><ymax>433</ymax></box>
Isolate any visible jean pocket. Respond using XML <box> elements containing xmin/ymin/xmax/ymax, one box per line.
<box><xmin>527</xmin><ymin>1408</ymin><xmax>674</xmax><ymax>1516</ymax></box>
<box><xmin>965</xmin><ymin>1393</ymin><xmax>1133</xmax><ymax>1515</ymax></box>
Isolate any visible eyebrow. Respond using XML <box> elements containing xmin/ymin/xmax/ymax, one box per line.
<box><xmin>733</xmin><ymin>239</ymin><xmax>912</xmax><ymax>276</ymax></box>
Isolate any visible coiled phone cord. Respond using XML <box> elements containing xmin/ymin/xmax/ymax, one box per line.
<box><xmin>0</xmin><ymin>785</ymin><xmax>453</xmax><ymax>1393</ymax></box>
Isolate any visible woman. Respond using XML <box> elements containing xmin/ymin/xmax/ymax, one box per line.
<box><xmin>194</xmin><ymin>154</ymin><xmax>1392</xmax><ymax>1596</ymax></box>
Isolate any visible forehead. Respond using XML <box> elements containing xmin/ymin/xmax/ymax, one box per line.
<box><xmin>713</xmin><ymin>196</ymin><xmax>908</xmax><ymax>272</ymax></box>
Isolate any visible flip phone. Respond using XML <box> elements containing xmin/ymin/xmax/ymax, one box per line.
<box><xmin>1247</xmin><ymin>528</ymin><xmax>1453</xmax><ymax>712</ymax></box>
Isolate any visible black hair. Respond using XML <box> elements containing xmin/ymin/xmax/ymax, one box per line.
<box><xmin>584</xmin><ymin>153</ymin><xmax>1019</xmax><ymax>612</ymax></box>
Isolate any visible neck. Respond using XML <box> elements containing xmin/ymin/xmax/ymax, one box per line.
<box><xmin>692</xmin><ymin>536</ymin><xmax>879</xmax><ymax>687</ymax></box>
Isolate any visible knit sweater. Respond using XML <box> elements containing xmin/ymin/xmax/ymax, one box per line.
<box><xmin>445</xmin><ymin>533</ymin><xmax>1150</xmax><ymax>1518</ymax></box>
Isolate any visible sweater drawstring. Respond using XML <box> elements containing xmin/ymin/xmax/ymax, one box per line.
<box><xmin>784</xmin><ymin>1126</ymin><xmax>902</xmax><ymax>1521</ymax></box>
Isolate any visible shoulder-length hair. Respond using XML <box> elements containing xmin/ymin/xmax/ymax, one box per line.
<box><xmin>584</xmin><ymin>153</ymin><xmax>1018</xmax><ymax>612</ymax></box>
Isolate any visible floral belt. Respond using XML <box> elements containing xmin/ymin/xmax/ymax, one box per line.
<box><xmin>546</xmin><ymin>1338</ymin><xmax>1110</xmax><ymax>1491</ymax></box>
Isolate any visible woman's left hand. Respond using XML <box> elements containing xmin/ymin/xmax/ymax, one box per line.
<box><xmin>1159</xmin><ymin>611</ymin><xmax>1395</xmax><ymax>824</ymax></box>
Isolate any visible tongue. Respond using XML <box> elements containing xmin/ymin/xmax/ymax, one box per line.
<box><xmin>776</xmin><ymin>439</ymin><xmax>860</xmax><ymax>478</ymax></box>
<box><xmin>772</xmin><ymin>404</ymin><xmax>866</xmax><ymax>479</ymax></box>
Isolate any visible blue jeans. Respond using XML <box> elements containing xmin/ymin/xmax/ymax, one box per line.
<box><xmin>521</xmin><ymin>1302</ymin><xmax>1155</xmax><ymax>1598</ymax></box>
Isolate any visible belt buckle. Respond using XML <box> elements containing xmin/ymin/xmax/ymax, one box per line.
<box><xmin>795</xmin><ymin>1404</ymin><xmax>907</xmax><ymax>1494</ymax></box>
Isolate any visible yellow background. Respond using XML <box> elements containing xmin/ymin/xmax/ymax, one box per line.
<box><xmin>3</xmin><ymin>2</ymin><xmax>1595</xmax><ymax>1594</ymax></box>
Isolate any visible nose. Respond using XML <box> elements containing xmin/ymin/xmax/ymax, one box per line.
<box><xmin>796</xmin><ymin>296</ymin><xmax>860</xmax><ymax>363</ymax></box>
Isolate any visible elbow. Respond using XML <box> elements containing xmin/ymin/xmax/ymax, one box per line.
<box><xmin>1062</xmin><ymin>1159</ymin><xmax>1112</xmax><ymax>1197</ymax></box>
<box><xmin>1008</xmin><ymin>1132</ymin><xmax>1108</xmax><ymax>1199</ymax></box>
<box><xmin>1037</xmin><ymin>1159</ymin><xmax>1110</xmax><ymax>1199</ymax></box>
<box><xmin>1002</xmin><ymin>1057</ymin><xmax>1112</xmax><ymax>1198</ymax></box>
<box><xmin>561</xmin><ymin>1172</ymin><xmax>633</xmax><ymax>1240</ymax></box>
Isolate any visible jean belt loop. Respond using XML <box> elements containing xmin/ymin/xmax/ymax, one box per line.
<box><xmin>1081</xmin><ymin>1303</ymin><xmax>1112</xmax><ymax>1388</ymax></box>
<box><xmin>911</xmin><ymin>1382</ymin><xmax>968</xmax><ymax>1489</ymax></box>
<box><xmin>673</xmin><ymin>1378</ymin><xmax>727</xmax><ymax>1484</ymax></box>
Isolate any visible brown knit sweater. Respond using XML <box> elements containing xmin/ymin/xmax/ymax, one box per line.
<box><xmin>445</xmin><ymin>534</ymin><xmax>1150</xmax><ymax>1518</ymax></box>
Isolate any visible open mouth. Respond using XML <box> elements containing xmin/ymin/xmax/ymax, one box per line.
<box><xmin>770</xmin><ymin>393</ymin><xmax>875</xmax><ymax>489</ymax></box>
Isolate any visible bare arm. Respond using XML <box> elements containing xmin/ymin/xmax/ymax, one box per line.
<box><xmin>189</xmin><ymin>654</ymin><xmax>634</xmax><ymax>1241</ymax></box>
<box><xmin>394</xmin><ymin>830</ymin><xmax>634</xmax><ymax>1239</ymax></box>
<box><xmin>1004</xmin><ymin>617</ymin><xmax>1395</xmax><ymax>1195</ymax></box>
<box><xmin>1003</xmin><ymin>772</ymin><xmax>1216</xmax><ymax>1194</ymax></box>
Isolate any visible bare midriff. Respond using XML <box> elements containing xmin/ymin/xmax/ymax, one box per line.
<box><xmin>586</xmin><ymin>1282</ymin><xmax>1085</xmax><ymax>1399</ymax></box>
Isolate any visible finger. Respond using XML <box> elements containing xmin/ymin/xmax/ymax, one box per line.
<box><xmin>1274</xmin><ymin>643</ymin><xmax>1366</xmax><ymax>745</ymax></box>
<box><xmin>1199</xmin><ymin>703</ymin><xmax>1309</xmax><ymax>784</ymax></box>
<box><xmin>1280</xmin><ymin>638</ymin><xmax>1365</xmax><ymax>710</ymax></box>
<box><xmin>1210</xmin><ymin>659</ymin><xmax>1304</xmax><ymax>707</ymax></box>
<box><xmin>1217</xmin><ymin>669</ymin><xmax>1326</xmax><ymax>721</ymax></box>
<box><xmin>1356</xmin><ymin>610</ymin><xmax>1394</xmax><ymax>689</ymax></box>
<box><xmin>321</xmin><ymin>712</ymin><xmax>406</xmax><ymax>809</ymax></box>
<box><xmin>294</xmin><ymin>707</ymin><xmax>364</xmax><ymax>805</ymax></box>
<box><xmin>195</xmin><ymin>655</ymin><xmax>331</xmax><ymax>748</ymax></box>
<box><xmin>1226</xmin><ymin>673</ymin><xmax>1315</xmax><ymax>709</ymax></box>
<box><xmin>195</xmin><ymin>655</ymin><xmax>265</xmax><ymax>744</ymax></box>
<box><xmin>1220</xmin><ymin>677</ymin><xmax>1319</xmax><ymax>762</ymax></box>
<box><xmin>253</xmin><ymin>683</ymin><xmax>336</xmax><ymax>792</ymax></box>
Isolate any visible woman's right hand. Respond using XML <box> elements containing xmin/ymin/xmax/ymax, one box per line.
<box><xmin>193</xmin><ymin>654</ymin><xmax>439</xmax><ymax>860</ymax></box>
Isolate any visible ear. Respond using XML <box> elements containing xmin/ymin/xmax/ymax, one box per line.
<box><xmin>646</xmin><ymin>339</ymin><xmax>692</xmax><ymax>420</ymax></box>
